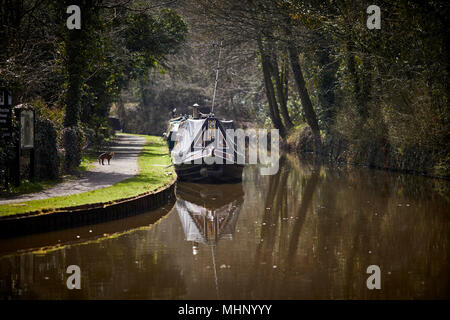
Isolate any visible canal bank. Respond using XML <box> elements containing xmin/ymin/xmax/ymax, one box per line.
<box><xmin>285</xmin><ymin>126</ymin><xmax>450</xmax><ymax>180</ymax></box>
<box><xmin>0</xmin><ymin>134</ymin><xmax>176</xmax><ymax>238</ymax></box>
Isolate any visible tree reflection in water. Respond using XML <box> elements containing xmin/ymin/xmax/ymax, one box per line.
<box><xmin>0</xmin><ymin>155</ymin><xmax>448</xmax><ymax>299</ymax></box>
<box><xmin>241</xmin><ymin>155</ymin><xmax>448</xmax><ymax>299</ymax></box>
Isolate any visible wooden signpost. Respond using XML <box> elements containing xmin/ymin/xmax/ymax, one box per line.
<box><xmin>13</xmin><ymin>105</ymin><xmax>36</xmax><ymax>186</ymax></box>
<box><xmin>0</xmin><ymin>89</ymin><xmax>36</xmax><ymax>188</ymax></box>
<box><xmin>0</xmin><ymin>89</ymin><xmax>13</xmax><ymax>189</ymax></box>
<box><xmin>0</xmin><ymin>89</ymin><xmax>12</xmax><ymax>139</ymax></box>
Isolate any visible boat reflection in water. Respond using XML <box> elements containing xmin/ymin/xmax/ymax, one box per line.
<box><xmin>175</xmin><ymin>182</ymin><xmax>244</xmax><ymax>298</ymax></box>
<box><xmin>175</xmin><ymin>182</ymin><xmax>244</xmax><ymax>252</ymax></box>
<box><xmin>0</xmin><ymin>158</ymin><xmax>448</xmax><ymax>299</ymax></box>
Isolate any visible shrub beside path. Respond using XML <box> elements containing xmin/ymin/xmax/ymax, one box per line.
<box><xmin>0</xmin><ymin>134</ymin><xmax>145</xmax><ymax>205</ymax></box>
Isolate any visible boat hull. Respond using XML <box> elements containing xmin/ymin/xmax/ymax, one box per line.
<box><xmin>175</xmin><ymin>163</ymin><xmax>244</xmax><ymax>183</ymax></box>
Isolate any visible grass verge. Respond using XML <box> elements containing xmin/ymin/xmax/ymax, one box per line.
<box><xmin>0</xmin><ymin>134</ymin><xmax>174</xmax><ymax>217</ymax></box>
<box><xmin>79</xmin><ymin>153</ymin><xmax>98</xmax><ymax>172</ymax></box>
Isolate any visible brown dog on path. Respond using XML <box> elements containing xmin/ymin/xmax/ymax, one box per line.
<box><xmin>98</xmin><ymin>151</ymin><xmax>114</xmax><ymax>165</ymax></box>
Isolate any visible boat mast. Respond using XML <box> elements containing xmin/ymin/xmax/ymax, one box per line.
<box><xmin>211</xmin><ymin>245</ymin><xmax>220</xmax><ymax>299</ymax></box>
<box><xmin>211</xmin><ymin>41</ymin><xmax>223</xmax><ymax>114</ymax></box>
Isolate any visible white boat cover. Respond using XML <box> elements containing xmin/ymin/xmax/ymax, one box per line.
<box><xmin>176</xmin><ymin>198</ymin><xmax>242</xmax><ymax>245</ymax></box>
<box><xmin>171</xmin><ymin>118</ymin><xmax>238</xmax><ymax>165</ymax></box>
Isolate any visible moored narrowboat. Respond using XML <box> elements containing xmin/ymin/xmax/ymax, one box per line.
<box><xmin>169</xmin><ymin>106</ymin><xmax>244</xmax><ymax>182</ymax></box>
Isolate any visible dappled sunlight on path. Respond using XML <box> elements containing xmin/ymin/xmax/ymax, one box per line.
<box><xmin>0</xmin><ymin>134</ymin><xmax>145</xmax><ymax>204</ymax></box>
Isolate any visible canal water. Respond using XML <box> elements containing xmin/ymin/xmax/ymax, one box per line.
<box><xmin>0</xmin><ymin>155</ymin><xmax>448</xmax><ymax>299</ymax></box>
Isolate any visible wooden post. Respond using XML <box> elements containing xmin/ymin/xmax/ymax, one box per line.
<box><xmin>0</xmin><ymin>89</ymin><xmax>12</xmax><ymax>190</ymax></box>
<box><xmin>13</xmin><ymin>108</ymin><xmax>21</xmax><ymax>186</ymax></box>
<box><xmin>29</xmin><ymin>108</ymin><xmax>35</xmax><ymax>181</ymax></box>
<box><xmin>12</xmin><ymin>105</ymin><xmax>35</xmax><ymax>185</ymax></box>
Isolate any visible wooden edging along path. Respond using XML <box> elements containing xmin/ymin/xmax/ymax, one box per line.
<box><xmin>0</xmin><ymin>177</ymin><xmax>177</xmax><ymax>239</ymax></box>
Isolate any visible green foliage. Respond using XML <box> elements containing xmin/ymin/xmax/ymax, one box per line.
<box><xmin>63</xmin><ymin>125</ymin><xmax>84</xmax><ymax>173</ymax></box>
<box><xmin>283</xmin><ymin>0</ymin><xmax>449</xmax><ymax>175</ymax></box>
<box><xmin>124</xmin><ymin>9</ymin><xmax>188</xmax><ymax>59</ymax></box>
<box><xmin>120</xmin><ymin>83</ymin><xmax>209</xmax><ymax>135</ymax></box>
<box><xmin>35</xmin><ymin>119</ymin><xmax>60</xmax><ymax>180</ymax></box>
<box><xmin>0</xmin><ymin>114</ymin><xmax>19</xmax><ymax>189</ymax></box>
<box><xmin>0</xmin><ymin>139</ymin><xmax>15</xmax><ymax>189</ymax></box>
<box><xmin>77</xmin><ymin>6</ymin><xmax>188</xmax><ymax>139</ymax></box>
<box><xmin>81</xmin><ymin>119</ymin><xmax>114</xmax><ymax>150</ymax></box>
<box><xmin>2</xmin><ymin>0</ymin><xmax>447</xmax><ymax>177</ymax></box>
<box><xmin>79</xmin><ymin>152</ymin><xmax>98</xmax><ymax>172</ymax></box>
<box><xmin>32</xmin><ymin>98</ymin><xmax>64</xmax><ymax>132</ymax></box>
<box><xmin>56</xmin><ymin>2</ymin><xmax>187</xmax><ymax>172</ymax></box>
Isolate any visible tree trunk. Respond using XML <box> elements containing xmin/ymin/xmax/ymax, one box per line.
<box><xmin>62</xmin><ymin>0</ymin><xmax>97</xmax><ymax>172</ymax></box>
<box><xmin>361</xmin><ymin>54</ymin><xmax>372</xmax><ymax>116</ymax></box>
<box><xmin>316</xmin><ymin>42</ymin><xmax>337</xmax><ymax>132</ymax></box>
<box><xmin>282</xmin><ymin>57</ymin><xmax>289</xmax><ymax>106</ymax></box>
<box><xmin>346</xmin><ymin>41</ymin><xmax>367</xmax><ymax>120</ymax></box>
<box><xmin>257</xmin><ymin>36</ymin><xmax>286</xmax><ymax>137</ymax></box>
<box><xmin>288</xmin><ymin>42</ymin><xmax>322</xmax><ymax>153</ymax></box>
<box><xmin>63</xmin><ymin>22</ymin><xmax>84</xmax><ymax>172</ymax></box>
<box><xmin>266</xmin><ymin>45</ymin><xmax>293</xmax><ymax>130</ymax></box>
<box><xmin>64</xmin><ymin>30</ymin><xmax>83</xmax><ymax>127</ymax></box>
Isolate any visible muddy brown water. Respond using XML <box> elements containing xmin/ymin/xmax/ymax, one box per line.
<box><xmin>0</xmin><ymin>155</ymin><xmax>448</xmax><ymax>299</ymax></box>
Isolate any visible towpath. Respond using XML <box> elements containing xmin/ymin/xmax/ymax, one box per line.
<box><xmin>0</xmin><ymin>134</ymin><xmax>145</xmax><ymax>204</ymax></box>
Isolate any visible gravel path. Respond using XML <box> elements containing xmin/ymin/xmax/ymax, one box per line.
<box><xmin>0</xmin><ymin>134</ymin><xmax>145</xmax><ymax>204</ymax></box>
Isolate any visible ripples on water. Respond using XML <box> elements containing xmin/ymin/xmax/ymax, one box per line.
<box><xmin>0</xmin><ymin>155</ymin><xmax>448</xmax><ymax>299</ymax></box>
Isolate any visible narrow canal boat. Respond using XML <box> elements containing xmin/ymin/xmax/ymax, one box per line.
<box><xmin>166</xmin><ymin>43</ymin><xmax>244</xmax><ymax>182</ymax></box>
<box><xmin>168</xmin><ymin>106</ymin><xmax>244</xmax><ymax>182</ymax></box>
